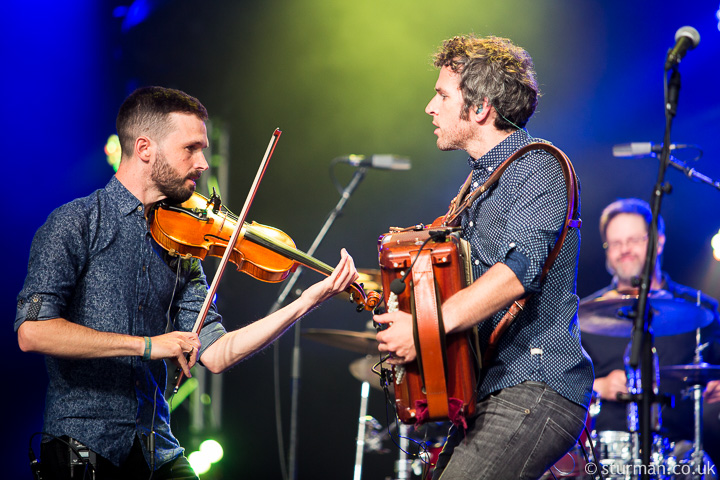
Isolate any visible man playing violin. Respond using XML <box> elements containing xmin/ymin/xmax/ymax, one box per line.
<box><xmin>15</xmin><ymin>86</ymin><xmax>359</xmax><ymax>479</ymax></box>
<box><xmin>374</xmin><ymin>35</ymin><xmax>594</xmax><ymax>479</ymax></box>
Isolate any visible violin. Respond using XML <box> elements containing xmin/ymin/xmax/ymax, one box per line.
<box><xmin>149</xmin><ymin>190</ymin><xmax>378</xmax><ymax>311</ymax></box>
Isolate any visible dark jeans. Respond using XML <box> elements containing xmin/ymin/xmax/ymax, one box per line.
<box><xmin>39</xmin><ymin>435</ymin><xmax>198</xmax><ymax>480</ymax></box>
<box><xmin>432</xmin><ymin>381</ymin><xmax>588</xmax><ymax>480</ymax></box>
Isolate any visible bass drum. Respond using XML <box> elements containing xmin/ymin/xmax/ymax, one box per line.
<box><xmin>593</xmin><ymin>431</ymin><xmax>632</xmax><ymax>479</ymax></box>
<box><xmin>593</xmin><ymin>430</ymin><xmax>674</xmax><ymax>480</ymax></box>
<box><xmin>540</xmin><ymin>443</ymin><xmax>588</xmax><ymax>479</ymax></box>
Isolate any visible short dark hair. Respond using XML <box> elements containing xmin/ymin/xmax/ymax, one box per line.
<box><xmin>599</xmin><ymin>198</ymin><xmax>665</xmax><ymax>242</ymax></box>
<box><xmin>433</xmin><ymin>34</ymin><xmax>539</xmax><ymax>130</ymax></box>
<box><xmin>116</xmin><ymin>86</ymin><xmax>208</xmax><ymax>159</ymax></box>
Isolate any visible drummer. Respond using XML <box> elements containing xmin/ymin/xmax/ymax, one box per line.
<box><xmin>581</xmin><ymin>197</ymin><xmax>720</xmax><ymax>465</ymax></box>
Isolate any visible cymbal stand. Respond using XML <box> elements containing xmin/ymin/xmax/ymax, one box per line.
<box><xmin>353</xmin><ymin>381</ymin><xmax>371</xmax><ymax>480</ymax></box>
<box><xmin>689</xmin><ymin>381</ymin><xmax>705</xmax><ymax>478</ymax></box>
<box><xmin>267</xmin><ymin>166</ymin><xmax>369</xmax><ymax>480</ymax></box>
<box><xmin>688</xmin><ymin>326</ymin><xmax>709</xmax><ymax>478</ymax></box>
<box><xmin>395</xmin><ymin>424</ymin><xmax>412</xmax><ymax>480</ymax></box>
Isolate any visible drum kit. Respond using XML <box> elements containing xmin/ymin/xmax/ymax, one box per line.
<box><xmin>302</xmin><ymin>327</ymin><xmax>445</xmax><ymax>480</ymax></box>
<box><xmin>305</xmin><ymin>281</ymin><xmax>719</xmax><ymax>480</ymax></box>
<box><xmin>544</xmin><ymin>291</ymin><xmax>718</xmax><ymax>480</ymax></box>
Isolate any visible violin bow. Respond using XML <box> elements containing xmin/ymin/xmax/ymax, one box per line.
<box><xmin>173</xmin><ymin>128</ymin><xmax>282</xmax><ymax>393</ymax></box>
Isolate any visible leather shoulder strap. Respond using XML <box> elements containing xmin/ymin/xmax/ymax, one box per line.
<box><xmin>437</xmin><ymin>142</ymin><xmax>582</xmax><ymax>363</ymax></box>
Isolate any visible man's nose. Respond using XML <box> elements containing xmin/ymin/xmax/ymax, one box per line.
<box><xmin>197</xmin><ymin>152</ymin><xmax>209</xmax><ymax>171</ymax></box>
<box><xmin>425</xmin><ymin>97</ymin><xmax>437</xmax><ymax>116</ymax></box>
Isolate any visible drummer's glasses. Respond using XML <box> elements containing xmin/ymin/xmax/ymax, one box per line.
<box><xmin>603</xmin><ymin>234</ymin><xmax>648</xmax><ymax>251</ymax></box>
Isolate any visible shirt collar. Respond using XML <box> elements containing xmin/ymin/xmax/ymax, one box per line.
<box><xmin>467</xmin><ymin>129</ymin><xmax>531</xmax><ymax>171</ymax></box>
<box><xmin>106</xmin><ymin>175</ymin><xmax>143</xmax><ymax>216</ymax></box>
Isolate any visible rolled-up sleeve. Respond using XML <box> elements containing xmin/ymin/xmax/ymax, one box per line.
<box><xmin>499</xmin><ymin>152</ymin><xmax>567</xmax><ymax>293</ymax></box>
<box><xmin>15</xmin><ymin>204</ymin><xmax>88</xmax><ymax>331</ymax></box>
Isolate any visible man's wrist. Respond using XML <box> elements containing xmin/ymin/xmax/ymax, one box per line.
<box><xmin>141</xmin><ymin>336</ymin><xmax>152</xmax><ymax>361</ymax></box>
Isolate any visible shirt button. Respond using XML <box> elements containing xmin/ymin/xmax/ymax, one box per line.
<box><xmin>474</xmin><ymin>259</ymin><xmax>480</xmax><ymax>265</ymax></box>
<box><xmin>472</xmin><ymin>181</ymin><xmax>479</xmax><ymax>188</ymax></box>
<box><xmin>487</xmin><ymin>167</ymin><xmax>494</xmax><ymax>172</ymax></box>
<box><xmin>468</xmin><ymin>221</ymin><xmax>474</xmax><ymax>227</ymax></box>
<box><xmin>509</xmin><ymin>242</ymin><xmax>516</xmax><ymax>248</ymax></box>
<box><xmin>142</xmin><ymin>266</ymin><xmax>147</xmax><ymax>272</ymax></box>
<box><xmin>138</xmin><ymin>305</ymin><xmax>143</xmax><ymax>311</ymax></box>
<box><xmin>137</xmin><ymin>206</ymin><xmax>142</xmax><ymax>212</ymax></box>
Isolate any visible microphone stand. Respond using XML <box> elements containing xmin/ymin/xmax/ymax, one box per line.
<box><xmin>268</xmin><ymin>166</ymin><xmax>368</xmax><ymax>480</ymax></box>
<box><xmin>664</xmin><ymin>155</ymin><xmax>720</xmax><ymax>191</ymax></box>
<box><xmin>629</xmin><ymin>67</ymin><xmax>681</xmax><ymax>480</ymax></box>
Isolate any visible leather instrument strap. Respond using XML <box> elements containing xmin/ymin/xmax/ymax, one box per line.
<box><xmin>440</xmin><ymin>142</ymin><xmax>581</xmax><ymax>364</ymax></box>
<box><xmin>410</xmin><ymin>252</ymin><xmax>450</xmax><ymax>418</ymax></box>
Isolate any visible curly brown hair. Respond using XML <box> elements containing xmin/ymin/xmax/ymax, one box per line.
<box><xmin>433</xmin><ymin>35</ymin><xmax>539</xmax><ymax>130</ymax></box>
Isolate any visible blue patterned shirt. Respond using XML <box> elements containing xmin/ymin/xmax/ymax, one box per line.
<box><xmin>461</xmin><ymin>129</ymin><xmax>594</xmax><ymax>408</ymax></box>
<box><xmin>15</xmin><ymin>176</ymin><xmax>227</xmax><ymax>468</ymax></box>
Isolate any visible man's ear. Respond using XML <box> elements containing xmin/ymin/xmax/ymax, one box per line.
<box><xmin>135</xmin><ymin>136</ymin><xmax>153</xmax><ymax>163</ymax></box>
<box><xmin>471</xmin><ymin>98</ymin><xmax>491</xmax><ymax>123</ymax></box>
<box><xmin>657</xmin><ymin>234</ymin><xmax>666</xmax><ymax>256</ymax></box>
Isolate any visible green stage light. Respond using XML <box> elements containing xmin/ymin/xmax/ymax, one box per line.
<box><xmin>169</xmin><ymin>376</ymin><xmax>198</xmax><ymax>412</ymax></box>
<box><xmin>105</xmin><ymin>135</ymin><xmax>121</xmax><ymax>172</ymax></box>
<box><xmin>200</xmin><ymin>439</ymin><xmax>224</xmax><ymax>464</ymax></box>
<box><xmin>188</xmin><ymin>450</ymin><xmax>212</xmax><ymax>475</ymax></box>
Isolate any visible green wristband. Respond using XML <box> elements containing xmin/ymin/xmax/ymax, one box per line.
<box><xmin>142</xmin><ymin>336</ymin><xmax>152</xmax><ymax>361</ymax></box>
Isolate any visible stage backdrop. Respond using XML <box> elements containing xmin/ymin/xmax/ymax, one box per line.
<box><xmin>4</xmin><ymin>1</ymin><xmax>720</xmax><ymax>478</ymax></box>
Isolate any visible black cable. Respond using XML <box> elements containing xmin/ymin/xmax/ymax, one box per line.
<box><xmin>581</xmin><ymin>423</ymin><xmax>605</xmax><ymax>480</ymax></box>
<box><xmin>377</xmin><ymin>357</ymin><xmax>431</xmax><ymax>471</ymax></box>
<box><xmin>147</xmin><ymin>383</ymin><xmax>159</xmax><ymax>480</ymax></box>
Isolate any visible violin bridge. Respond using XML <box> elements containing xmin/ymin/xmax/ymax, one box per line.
<box><xmin>208</xmin><ymin>188</ymin><xmax>222</xmax><ymax>214</ymax></box>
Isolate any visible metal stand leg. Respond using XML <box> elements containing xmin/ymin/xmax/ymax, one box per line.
<box><xmin>353</xmin><ymin>382</ymin><xmax>371</xmax><ymax>480</ymax></box>
<box><xmin>691</xmin><ymin>383</ymin><xmax>706</xmax><ymax>479</ymax></box>
<box><xmin>396</xmin><ymin>424</ymin><xmax>412</xmax><ymax>480</ymax></box>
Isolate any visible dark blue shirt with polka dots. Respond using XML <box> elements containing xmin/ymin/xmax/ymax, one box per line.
<box><xmin>461</xmin><ymin>129</ymin><xmax>594</xmax><ymax>409</ymax></box>
<box><xmin>15</xmin><ymin>176</ymin><xmax>227</xmax><ymax>468</ymax></box>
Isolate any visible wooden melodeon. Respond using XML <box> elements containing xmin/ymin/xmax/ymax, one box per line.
<box><xmin>377</xmin><ymin>226</ymin><xmax>479</xmax><ymax>425</ymax></box>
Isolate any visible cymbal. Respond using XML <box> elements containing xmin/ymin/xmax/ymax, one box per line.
<box><xmin>357</xmin><ymin>268</ymin><xmax>382</xmax><ymax>292</ymax></box>
<box><xmin>335</xmin><ymin>268</ymin><xmax>382</xmax><ymax>303</ymax></box>
<box><xmin>349</xmin><ymin>355</ymin><xmax>384</xmax><ymax>390</ymax></box>
<box><xmin>302</xmin><ymin>328</ymin><xmax>378</xmax><ymax>354</ymax></box>
<box><xmin>578</xmin><ymin>290</ymin><xmax>713</xmax><ymax>337</ymax></box>
<box><xmin>660</xmin><ymin>363</ymin><xmax>720</xmax><ymax>385</ymax></box>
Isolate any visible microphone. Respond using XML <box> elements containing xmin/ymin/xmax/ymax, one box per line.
<box><xmin>665</xmin><ymin>26</ymin><xmax>700</xmax><ymax>70</ymax></box>
<box><xmin>612</xmin><ymin>142</ymin><xmax>695</xmax><ymax>158</ymax></box>
<box><xmin>337</xmin><ymin>154</ymin><xmax>411</xmax><ymax>171</ymax></box>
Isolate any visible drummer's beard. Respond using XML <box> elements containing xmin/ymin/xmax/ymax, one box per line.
<box><xmin>606</xmin><ymin>253</ymin><xmax>663</xmax><ymax>290</ymax></box>
<box><xmin>606</xmin><ymin>254</ymin><xmax>645</xmax><ymax>288</ymax></box>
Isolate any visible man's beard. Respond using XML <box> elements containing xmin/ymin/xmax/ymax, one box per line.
<box><xmin>436</xmin><ymin>120</ymin><xmax>473</xmax><ymax>152</ymax></box>
<box><xmin>151</xmin><ymin>151</ymin><xmax>197</xmax><ymax>204</ymax></box>
<box><xmin>607</xmin><ymin>256</ymin><xmax>644</xmax><ymax>286</ymax></box>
